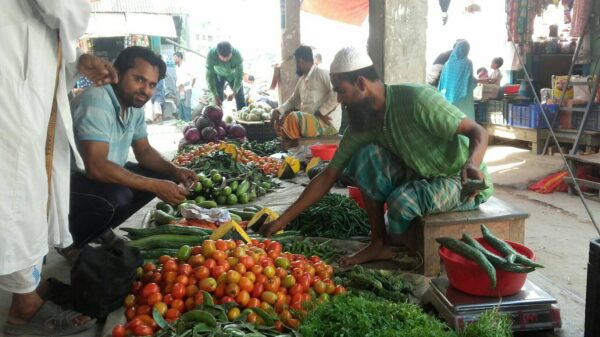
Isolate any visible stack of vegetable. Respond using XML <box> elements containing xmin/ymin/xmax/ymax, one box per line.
<box><xmin>436</xmin><ymin>224</ymin><xmax>543</xmax><ymax>288</ymax></box>
<box><xmin>114</xmin><ymin>238</ymin><xmax>346</xmax><ymax>336</ymax></box>
<box><xmin>333</xmin><ymin>266</ymin><xmax>410</xmax><ymax>303</ymax></box>
<box><xmin>237</xmin><ymin>102</ymin><xmax>273</xmax><ymax>122</ymax></box>
<box><xmin>173</xmin><ymin>142</ymin><xmax>282</xmax><ymax>176</ymax></box>
<box><xmin>287</xmin><ymin>193</ymin><xmax>370</xmax><ymax>239</ymax></box>
<box><xmin>183</xmin><ymin>106</ymin><xmax>247</xmax><ymax>145</ymax></box>
<box><xmin>271</xmin><ymin>235</ymin><xmax>346</xmax><ymax>264</ymax></box>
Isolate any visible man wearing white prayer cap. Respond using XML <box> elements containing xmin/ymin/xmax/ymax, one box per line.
<box><xmin>260</xmin><ymin>46</ymin><xmax>493</xmax><ymax>266</ymax></box>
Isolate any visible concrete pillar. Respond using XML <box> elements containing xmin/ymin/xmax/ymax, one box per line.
<box><xmin>279</xmin><ymin>0</ymin><xmax>301</xmax><ymax>103</ymax></box>
<box><xmin>369</xmin><ymin>0</ymin><xmax>428</xmax><ymax>84</ymax></box>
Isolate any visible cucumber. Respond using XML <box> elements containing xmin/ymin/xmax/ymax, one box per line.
<box><xmin>128</xmin><ymin>234</ymin><xmax>209</xmax><ymax>250</ymax></box>
<box><xmin>227</xmin><ymin>209</ymin><xmax>256</xmax><ymax>221</ymax></box>
<box><xmin>154</xmin><ymin>210</ymin><xmax>176</xmax><ymax>225</ymax></box>
<box><xmin>155</xmin><ymin>201</ymin><xmax>174</xmax><ymax>215</ymax></box>
<box><xmin>481</xmin><ymin>224</ymin><xmax>541</xmax><ymax>267</ymax></box>
<box><xmin>197</xmin><ymin>200</ymin><xmax>218</xmax><ymax>209</ymax></box>
<box><xmin>229</xmin><ymin>213</ymin><xmax>242</xmax><ymax>223</ymax></box>
<box><xmin>140</xmin><ymin>248</ymin><xmax>179</xmax><ymax>260</ymax></box>
<box><xmin>237</xmin><ymin>180</ymin><xmax>250</xmax><ymax>195</ymax></box>
<box><xmin>121</xmin><ymin>226</ymin><xmax>213</xmax><ymax>239</ymax></box>
<box><xmin>462</xmin><ymin>233</ymin><xmax>508</xmax><ymax>266</ymax></box>
<box><xmin>436</xmin><ymin>237</ymin><xmax>497</xmax><ymax>288</ymax></box>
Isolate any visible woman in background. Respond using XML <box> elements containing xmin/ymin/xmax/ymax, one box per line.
<box><xmin>438</xmin><ymin>40</ymin><xmax>477</xmax><ymax>119</ymax></box>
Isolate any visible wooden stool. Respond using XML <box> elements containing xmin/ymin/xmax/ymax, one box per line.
<box><xmin>417</xmin><ymin>196</ymin><xmax>528</xmax><ymax>277</ymax></box>
<box><xmin>281</xmin><ymin>134</ymin><xmax>342</xmax><ymax>150</ymax></box>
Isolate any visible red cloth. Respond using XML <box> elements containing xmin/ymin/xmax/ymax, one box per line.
<box><xmin>301</xmin><ymin>0</ymin><xmax>369</xmax><ymax>26</ymax></box>
<box><xmin>528</xmin><ymin>171</ymin><xmax>568</xmax><ymax>194</ymax></box>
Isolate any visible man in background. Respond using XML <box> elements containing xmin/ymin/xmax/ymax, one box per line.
<box><xmin>271</xmin><ymin>46</ymin><xmax>339</xmax><ymax>139</ymax></box>
<box><xmin>174</xmin><ymin>51</ymin><xmax>196</xmax><ymax>121</ymax></box>
<box><xmin>205</xmin><ymin>41</ymin><xmax>246</xmax><ymax>110</ymax></box>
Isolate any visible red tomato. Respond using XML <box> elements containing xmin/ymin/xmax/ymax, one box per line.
<box><xmin>246</xmin><ymin>297</ymin><xmax>260</xmax><ymax>308</ymax></box>
<box><xmin>163</xmin><ymin>294</ymin><xmax>174</xmax><ymax>305</ymax></box>
<box><xmin>146</xmin><ymin>292</ymin><xmax>162</xmax><ymax>306</ymax></box>
<box><xmin>210</xmin><ymin>265</ymin><xmax>227</xmax><ymax>279</ymax></box>
<box><xmin>194</xmin><ymin>266</ymin><xmax>211</xmax><ymax>280</ymax></box>
<box><xmin>175</xmin><ymin>275</ymin><xmax>189</xmax><ymax>286</ymax></box>
<box><xmin>125</xmin><ymin>307</ymin><xmax>136</xmax><ymax>321</ymax></box>
<box><xmin>112</xmin><ymin>324</ymin><xmax>126</xmax><ymax>337</ymax></box>
<box><xmin>178</xmin><ymin>263</ymin><xmax>192</xmax><ymax>276</ymax></box>
<box><xmin>215</xmin><ymin>239</ymin><xmax>228</xmax><ymax>251</ymax></box>
<box><xmin>163</xmin><ymin>260</ymin><xmax>178</xmax><ymax>272</ymax></box>
<box><xmin>171</xmin><ymin>299</ymin><xmax>185</xmax><ymax>312</ymax></box>
<box><xmin>203</xmin><ymin>258</ymin><xmax>217</xmax><ymax>269</ymax></box>
<box><xmin>251</xmin><ymin>283</ymin><xmax>264</xmax><ymax>298</ymax></box>
<box><xmin>162</xmin><ymin>271</ymin><xmax>177</xmax><ymax>284</ymax></box>
<box><xmin>199</xmin><ymin>277</ymin><xmax>218</xmax><ymax>292</ymax></box>
<box><xmin>264</xmin><ymin>277</ymin><xmax>281</xmax><ymax>292</ymax></box>
<box><xmin>165</xmin><ymin>308</ymin><xmax>181</xmax><ymax>320</ymax></box>
<box><xmin>214</xmin><ymin>283</ymin><xmax>226</xmax><ymax>298</ymax></box>
<box><xmin>187</xmin><ymin>254</ymin><xmax>204</xmax><ymax>267</ymax></box>
<box><xmin>130</xmin><ymin>281</ymin><xmax>143</xmax><ymax>295</ymax></box>
<box><xmin>135</xmin><ymin>305</ymin><xmax>151</xmax><ymax>316</ymax></box>
<box><xmin>143</xmin><ymin>262</ymin><xmax>156</xmax><ymax>273</ymax></box>
<box><xmin>171</xmin><ymin>283</ymin><xmax>186</xmax><ymax>299</ymax></box>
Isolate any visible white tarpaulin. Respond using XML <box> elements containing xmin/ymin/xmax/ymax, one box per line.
<box><xmin>84</xmin><ymin>13</ymin><xmax>176</xmax><ymax>38</ymax></box>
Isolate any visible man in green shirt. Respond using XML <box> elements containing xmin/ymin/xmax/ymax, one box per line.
<box><xmin>205</xmin><ymin>41</ymin><xmax>246</xmax><ymax>110</ymax></box>
<box><xmin>260</xmin><ymin>47</ymin><xmax>493</xmax><ymax>267</ymax></box>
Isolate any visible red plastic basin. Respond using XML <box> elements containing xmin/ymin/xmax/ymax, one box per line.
<box><xmin>439</xmin><ymin>237</ymin><xmax>535</xmax><ymax>297</ymax></box>
<box><xmin>348</xmin><ymin>186</ymin><xmax>387</xmax><ymax>211</ymax></box>
<box><xmin>309</xmin><ymin>144</ymin><xmax>337</xmax><ymax>161</ymax></box>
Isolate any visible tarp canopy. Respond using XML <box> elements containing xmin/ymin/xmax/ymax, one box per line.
<box><xmin>84</xmin><ymin>12</ymin><xmax>176</xmax><ymax>38</ymax></box>
<box><xmin>301</xmin><ymin>0</ymin><xmax>368</xmax><ymax>26</ymax></box>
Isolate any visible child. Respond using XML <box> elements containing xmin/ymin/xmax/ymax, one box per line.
<box><xmin>477</xmin><ymin>67</ymin><xmax>488</xmax><ymax>80</ymax></box>
<box><xmin>487</xmin><ymin>57</ymin><xmax>503</xmax><ymax>85</ymax></box>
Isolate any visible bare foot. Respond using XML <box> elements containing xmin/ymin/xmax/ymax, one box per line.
<box><xmin>339</xmin><ymin>241</ymin><xmax>398</xmax><ymax>267</ymax></box>
<box><xmin>8</xmin><ymin>293</ymin><xmax>91</xmax><ymax>326</ymax></box>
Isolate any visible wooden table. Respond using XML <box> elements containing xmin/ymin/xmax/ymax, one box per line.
<box><xmin>417</xmin><ymin>196</ymin><xmax>529</xmax><ymax>277</ymax></box>
<box><xmin>564</xmin><ymin>154</ymin><xmax>600</xmax><ymax>198</ymax></box>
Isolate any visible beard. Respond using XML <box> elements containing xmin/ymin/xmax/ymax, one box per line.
<box><xmin>296</xmin><ymin>67</ymin><xmax>303</xmax><ymax>77</ymax></box>
<box><xmin>114</xmin><ymin>84</ymin><xmax>150</xmax><ymax>109</ymax></box>
<box><xmin>345</xmin><ymin>97</ymin><xmax>382</xmax><ymax>132</ymax></box>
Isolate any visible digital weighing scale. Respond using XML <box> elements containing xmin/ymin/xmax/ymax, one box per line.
<box><xmin>425</xmin><ymin>277</ymin><xmax>562</xmax><ymax>332</ymax></box>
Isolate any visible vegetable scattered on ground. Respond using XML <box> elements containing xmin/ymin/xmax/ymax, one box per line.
<box><xmin>334</xmin><ymin>266</ymin><xmax>410</xmax><ymax>303</ymax></box>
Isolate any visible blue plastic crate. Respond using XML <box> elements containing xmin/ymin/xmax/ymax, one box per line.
<box><xmin>509</xmin><ymin>104</ymin><xmax>559</xmax><ymax>129</ymax></box>
<box><xmin>572</xmin><ymin>110</ymin><xmax>600</xmax><ymax>131</ymax></box>
<box><xmin>486</xmin><ymin>99</ymin><xmax>509</xmax><ymax>125</ymax></box>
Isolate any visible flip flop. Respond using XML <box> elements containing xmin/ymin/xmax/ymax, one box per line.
<box><xmin>3</xmin><ymin>301</ymin><xmax>96</xmax><ymax>336</ymax></box>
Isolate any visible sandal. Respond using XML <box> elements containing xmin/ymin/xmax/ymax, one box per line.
<box><xmin>3</xmin><ymin>301</ymin><xmax>96</xmax><ymax>336</ymax></box>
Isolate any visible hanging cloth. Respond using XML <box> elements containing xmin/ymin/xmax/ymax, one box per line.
<box><xmin>570</xmin><ymin>0</ymin><xmax>592</xmax><ymax>37</ymax></box>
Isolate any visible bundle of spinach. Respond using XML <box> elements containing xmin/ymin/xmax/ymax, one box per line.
<box><xmin>299</xmin><ymin>295</ymin><xmax>456</xmax><ymax>337</ymax></box>
<box><xmin>334</xmin><ymin>266</ymin><xmax>410</xmax><ymax>303</ymax></box>
<box><xmin>287</xmin><ymin>193</ymin><xmax>370</xmax><ymax>239</ymax></box>
<box><xmin>241</xmin><ymin>140</ymin><xmax>282</xmax><ymax>157</ymax></box>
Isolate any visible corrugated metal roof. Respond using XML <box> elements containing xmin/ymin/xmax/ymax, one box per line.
<box><xmin>90</xmin><ymin>0</ymin><xmax>186</xmax><ymax>15</ymax></box>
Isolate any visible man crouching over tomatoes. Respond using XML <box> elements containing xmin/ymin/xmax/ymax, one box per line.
<box><xmin>60</xmin><ymin>47</ymin><xmax>197</xmax><ymax>259</ymax></box>
<box><xmin>260</xmin><ymin>47</ymin><xmax>493</xmax><ymax>267</ymax></box>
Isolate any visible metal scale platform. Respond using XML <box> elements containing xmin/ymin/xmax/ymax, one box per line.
<box><xmin>425</xmin><ymin>277</ymin><xmax>562</xmax><ymax>332</ymax></box>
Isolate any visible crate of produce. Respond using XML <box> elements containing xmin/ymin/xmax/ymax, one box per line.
<box><xmin>486</xmin><ymin>99</ymin><xmax>509</xmax><ymax>125</ymax></box>
<box><xmin>572</xmin><ymin>110</ymin><xmax>600</xmax><ymax>131</ymax></box>
<box><xmin>236</xmin><ymin>120</ymin><xmax>277</xmax><ymax>142</ymax></box>
<box><xmin>508</xmin><ymin>104</ymin><xmax>559</xmax><ymax>129</ymax></box>
<box><xmin>474</xmin><ymin>101</ymin><xmax>489</xmax><ymax>124</ymax></box>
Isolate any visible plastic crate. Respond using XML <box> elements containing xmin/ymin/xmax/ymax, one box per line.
<box><xmin>474</xmin><ymin>101</ymin><xmax>489</xmax><ymax>124</ymax></box>
<box><xmin>487</xmin><ymin>99</ymin><xmax>509</xmax><ymax>125</ymax></box>
<box><xmin>236</xmin><ymin>120</ymin><xmax>277</xmax><ymax>142</ymax></box>
<box><xmin>572</xmin><ymin>110</ymin><xmax>600</xmax><ymax>131</ymax></box>
<box><xmin>508</xmin><ymin>104</ymin><xmax>559</xmax><ymax>129</ymax></box>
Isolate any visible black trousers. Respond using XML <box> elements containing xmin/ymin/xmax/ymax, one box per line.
<box><xmin>69</xmin><ymin>163</ymin><xmax>170</xmax><ymax>248</ymax></box>
<box><xmin>215</xmin><ymin>76</ymin><xmax>246</xmax><ymax>110</ymax></box>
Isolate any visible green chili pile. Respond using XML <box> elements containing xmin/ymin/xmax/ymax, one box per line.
<box><xmin>287</xmin><ymin>193</ymin><xmax>370</xmax><ymax>239</ymax></box>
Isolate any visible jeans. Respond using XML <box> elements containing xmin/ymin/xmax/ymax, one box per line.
<box><xmin>215</xmin><ymin>77</ymin><xmax>246</xmax><ymax>110</ymax></box>
<box><xmin>69</xmin><ymin>163</ymin><xmax>171</xmax><ymax>248</ymax></box>
<box><xmin>179</xmin><ymin>89</ymin><xmax>192</xmax><ymax>121</ymax></box>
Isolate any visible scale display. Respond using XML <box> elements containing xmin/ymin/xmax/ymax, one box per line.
<box><xmin>427</xmin><ymin>278</ymin><xmax>562</xmax><ymax>332</ymax></box>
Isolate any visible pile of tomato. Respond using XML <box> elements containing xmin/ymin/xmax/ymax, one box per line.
<box><xmin>173</xmin><ymin>143</ymin><xmax>281</xmax><ymax>176</ymax></box>
<box><xmin>112</xmin><ymin>238</ymin><xmax>345</xmax><ymax>337</ymax></box>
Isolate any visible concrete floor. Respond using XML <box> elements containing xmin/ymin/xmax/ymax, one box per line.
<box><xmin>1</xmin><ymin>123</ymin><xmax>599</xmax><ymax>337</ymax></box>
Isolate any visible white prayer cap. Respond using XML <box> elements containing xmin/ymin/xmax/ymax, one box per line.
<box><xmin>330</xmin><ymin>47</ymin><xmax>373</xmax><ymax>74</ymax></box>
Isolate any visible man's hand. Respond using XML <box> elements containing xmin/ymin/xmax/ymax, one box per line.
<box><xmin>152</xmin><ymin>180</ymin><xmax>189</xmax><ymax>205</ymax></box>
<box><xmin>461</xmin><ymin>161</ymin><xmax>485</xmax><ymax>200</ymax></box>
<box><xmin>227</xmin><ymin>93</ymin><xmax>235</xmax><ymax>101</ymax></box>
<box><xmin>315</xmin><ymin>111</ymin><xmax>332</xmax><ymax>125</ymax></box>
<box><xmin>271</xmin><ymin>109</ymin><xmax>282</xmax><ymax>131</ymax></box>
<box><xmin>172</xmin><ymin>167</ymin><xmax>198</xmax><ymax>189</ymax></box>
<box><xmin>215</xmin><ymin>96</ymin><xmax>223</xmax><ymax>107</ymax></box>
<box><xmin>78</xmin><ymin>54</ymin><xmax>118</xmax><ymax>86</ymax></box>
<box><xmin>259</xmin><ymin>220</ymin><xmax>286</xmax><ymax>237</ymax></box>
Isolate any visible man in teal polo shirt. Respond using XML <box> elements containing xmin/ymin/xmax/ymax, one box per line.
<box><xmin>260</xmin><ymin>47</ymin><xmax>493</xmax><ymax>267</ymax></box>
<box><xmin>65</xmin><ymin>47</ymin><xmax>197</xmax><ymax>253</ymax></box>
<box><xmin>205</xmin><ymin>41</ymin><xmax>245</xmax><ymax>110</ymax></box>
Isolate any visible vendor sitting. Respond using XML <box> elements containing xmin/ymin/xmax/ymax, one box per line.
<box><xmin>271</xmin><ymin>45</ymin><xmax>340</xmax><ymax>139</ymax></box>
<box><xmin>63</xmin><ymin>47</ymin><xmax>197</xmax><ymax>256</ymax></box>
<box><xmin>260</xmin><ymin>47</ymin><xmax>493</xmax><ymax>266</ymax></box>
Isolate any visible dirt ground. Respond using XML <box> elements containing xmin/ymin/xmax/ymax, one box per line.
<box><xmin>1</xmin><ymin>122</ymin><xmax>598</xmax><ymax>337</ymax></box>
